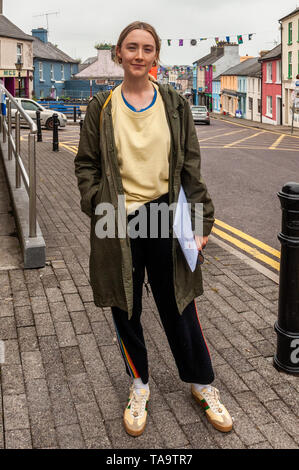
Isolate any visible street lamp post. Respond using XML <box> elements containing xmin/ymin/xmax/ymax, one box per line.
<box><xmin>15</xmin><ymin>58</ymin><xmax>23</xmax><ymax>97</ymax></box>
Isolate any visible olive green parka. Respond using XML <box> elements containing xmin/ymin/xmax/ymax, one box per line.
<box><xmin>74</xmin><ymin>78</ymin><xmax>215</xmax><ymax>319</ymax></box>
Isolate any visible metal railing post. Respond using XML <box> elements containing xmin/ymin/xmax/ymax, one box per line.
<box><xmin>2</xmin><ymin>111</ymin><xmax>6</xmax><ymax>143</ymax></box>
<box><xmin>28</xmin><ymin>133</ymin><xmax>37</xmax><ymax>237</ymax></box>
<box><xmin>52</xmin><ymin>113</ymin><xmax>59</xmax><ymax>151</ymax></box>
<box><xmin>15</xmin><ymin>111</ymin><xmax>21</xmax><ymax>188</ymax></box>
<box><xmin>7</xmin><ymin>100</ymin><xmax>12</xmax><ymax>160</ymax></box>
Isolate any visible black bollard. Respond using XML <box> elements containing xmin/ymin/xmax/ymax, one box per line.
<box><xmin>274</xmin><ymin>182</ymin><xmax>299</xmax><ymax>374</ymax></box>
<box><xmin>73</xmin><ymin>106</ymin><xmax>77</xmax><ymax>123</ymax></box>
<box><xmin>36</xmin><ymin>110</ymin><xmax>42</xmax><ymax>142</ymax></box>
<box><xmin>80</xmin><ymin>118</ymin><xmax>83</xmax><ymax>133</ymax></box>
<box><xmin>52</xmin><ymin>113</ymin><xmax>59</xmax><ymax>152</ymax></box>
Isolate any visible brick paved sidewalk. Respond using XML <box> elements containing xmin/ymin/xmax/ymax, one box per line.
<box><xmin>0</xmin><ymin>138</ymin><xmax>298</xmax><ymax>449</ymax></box>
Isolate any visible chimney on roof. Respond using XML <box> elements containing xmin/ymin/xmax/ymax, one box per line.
<box><xmin>259</xmin><ymin>50</ymin><xmax>270</xmax><ymax>57</ymax></box>
<box><xmin>32</xmin><ymin>28</ymin><xmax>48</xmax><ymax>43</ymax></box>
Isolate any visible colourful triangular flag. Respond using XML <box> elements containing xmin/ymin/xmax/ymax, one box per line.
<box><xmin>167</xmin><ymin>39</ymin><xmax>171</xmax><ymax>46</ymax></box>
<box><xmin>215</xmin><ymin>37</ymin><xmax>219</xmax><ymax>45</ymax></box>
<box><xmin>248</xmin><ymin>34</ymin><xmax>253</xmax><ymax>40</ymax></box>
<box><xmin>226</xmin><ymin>36</ymin><xmax>230</xmax><ymax>43</ymax></box>
<box><xmin>179</xmin><ymin>39</ymin><xmax>183</xmax><ymax>46</ymax></box>
<box><xmin>237</xmin><ymin>35</ymin><xmax>243</xmax><ymax>44</ymax></box>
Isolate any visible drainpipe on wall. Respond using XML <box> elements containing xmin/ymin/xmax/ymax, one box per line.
<box><xmin>279</xmin><ymin>20</ymin><xmax>283</xmax><ymax>126</ymax></box>
<box><xmin>260</xmin><ymin>67</ymin><xmax>263</xmax><ymax>123</ymax></box>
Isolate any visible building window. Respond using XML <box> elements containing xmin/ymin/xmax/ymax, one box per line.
<box><xmin>288</xmin><ymin>52</ymin><xmax>292</xmax><ymax>79</ymax></box>
<box><xmin>51</xmin><ymin>64</ymin><xmax>54</xmax><ymax>81</ymax></box>
<box><xmin>17</xmin><ymin>43</ymin><xmax>23</xmax><ymax>63</ymax></box>
<box><xmin>70</xmin><ymin>64</ymin><xmax>73</xmax><ymax>76</ymax></box>
<box><xmin>249</xmin><ymin>97</ymin><xmax>253</xmax><ymax>110</ymax></box>
<box><xmin>276</xmin><ymin>61</ymin><xmax>281</xmax><ymax>83</ymax></box>
<box><xmin>288</xmin><ymin>22</ymin><xmax>293</xmax><ymax>44</ymax></box>
<box><xmin>61</xmin><ymin>64</ymin><xmax>64</xmax><ymax>80</ymax></box>
<box><xmin>258</xmin><ymin>99</ymin><xmax>261</xmax><ymax>114</ymax></box>
<box><xmin>267</xmin><ymin>96</ymin><xmax>272</xmax><ymax>116</ymax></box>
<box><xmin>258</xmin><ymin>79</ymin><xmax>260</xmax><ymax>93</ymax></box>
<box><xmin>39</xmin><ymin>62</ymin><xmax>43</xmax><ymax>81</ymax></box>
<box><xmin>266</xmin><ymin>62</ymin><xmax>272</xmax><ymax>82</ymax></box>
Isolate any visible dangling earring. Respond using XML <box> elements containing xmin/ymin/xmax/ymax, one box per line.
<box><xmin>119</xmin><ymin>58</ymin><xmax>122</xmax><ymax>64</ymax></box>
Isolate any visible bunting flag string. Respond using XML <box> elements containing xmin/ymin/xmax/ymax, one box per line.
<box><xmin>160</xmin><ymin>32</ymin><xmax>255</xmax><ymax>46</ymax></box>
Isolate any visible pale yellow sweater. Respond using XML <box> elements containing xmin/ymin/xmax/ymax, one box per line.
<box><xmin>111</xmin><ymin>82</ymin><xmax>171</xmax><ymax>214</ymax></box>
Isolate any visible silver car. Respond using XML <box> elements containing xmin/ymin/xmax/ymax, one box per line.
<box><xmin>191</xmin><ymin>105</ymin><xmax>210</xmax><ymax>125</ymax></box>
<box><xmin>10</xmin><ymin>98</ymin><xmax>67</xmax><ymax>130</ymax></box>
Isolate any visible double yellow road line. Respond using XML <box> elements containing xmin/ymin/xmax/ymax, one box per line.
<box><xmin>212</xmin><ymin>219</ymin><xmax>280</xmax><ymax>271</ymax></box>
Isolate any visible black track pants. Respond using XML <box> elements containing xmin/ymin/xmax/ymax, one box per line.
<box><xmin>111</xmin><ymin>193</ymin><xmax>214</xmax><ymax>385</ymax></box>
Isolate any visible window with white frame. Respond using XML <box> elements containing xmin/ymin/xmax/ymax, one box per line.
<box><xmin>51</xmin><ymin>64</ymin><xmax>54</xmax><ymax>81</ymax></box>
<box><xmin>266</xmin><ymin>96</ymin><xmax>272</xmax><ymax>116</ymax></box>
<box><xmin>39</xmin><ymin>62</ymin><xmax>43</xmax><ymax>81</ymax></box>
<box><xmin>17</xmin><ymin>44</ymin><xmax>23</xmax><ymax>63</ymax></box>
<box><xmin>276</xmin><ymin>61</ymin><xmax>281</xmax><ymax>83</ymax></box>
<box><xmin>61</xmin><ymin>64</ymin><xmax>64</xmax><ymax>80</ymax></box>
<box><xmin>70</xmin><ymin>64</ymin><xmax>73</xmax><ymax>76</ymax></box>
<box><xmin>266</xmin><ymin>63</ymin><xmax>272</xmax><ymax>82</ymax></box>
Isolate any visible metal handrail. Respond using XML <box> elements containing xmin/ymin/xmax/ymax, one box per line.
<box><xmin>0</xmin><ymin>84</ymin><xmax>37</xmax><ymax>237</ymax></box>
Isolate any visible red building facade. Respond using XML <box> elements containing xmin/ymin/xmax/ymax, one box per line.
<box><xmin>259</xmin><ymin>45</ymin><xmax>282</xmax><ymax>125</ymax></box>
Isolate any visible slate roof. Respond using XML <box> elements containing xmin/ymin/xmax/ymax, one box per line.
<box><xmin>220</xmin><ymin>57</ymin><xmax>261</xmax><ymax>78</ymax></box>
<box><xmin>279</xmin><ymin>7</ymin><xmax>299</xmax><ymax>21</ymax></box>
<box><xmin>258</xmin><ymin>44</ymin><xmax>281</xmax><ymax>62</ymax></box>
<box><xmin>0</xmin><ymin>14</ymin><xmax>33</xmax><ymax>41</ymax></box>
<box><xmin>74</xmin><ymin>49</ymin><xmax>124</xmax><ymax>80</ymax></box>
<box><xmin>33</xmin><ymin>37</ymin><xmax>79</xmax><ymax>63</ymax></box>
<box><xmin>193</xmin><ymin>50</ymin><xmax>224</xmax><ymax>67</ymax></box>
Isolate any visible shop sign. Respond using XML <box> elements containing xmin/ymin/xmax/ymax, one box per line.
<box><xmin>0</xmin><ymin>69</ymin><xmax>27</xmax><ymax>78</ymax></box>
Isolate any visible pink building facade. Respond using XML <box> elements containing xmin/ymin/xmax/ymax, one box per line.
<box><xmin>259</xmin><ymin>45</ymin><xmax>282</xmax><ymax>125</ymax></box>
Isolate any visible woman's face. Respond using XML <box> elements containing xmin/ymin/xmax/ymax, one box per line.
<box><xmin>117</xmin><ymin>29</ymin><xmax>157</xmax><ymax>79</ymax></box>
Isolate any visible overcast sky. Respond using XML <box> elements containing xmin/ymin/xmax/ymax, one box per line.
<box><xmin>5</xmin><ymin>0</ymin><xmax>299</xmax><ymax>65</ymax></box>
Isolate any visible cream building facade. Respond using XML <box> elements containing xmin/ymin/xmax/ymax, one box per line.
<box><xmin>0</xmin><ymin>6</ymin><xmax>34</xmax><ymax>97</ymax></box>
<box><xmin>280</xmin><ymin>8</ymin><xmax>299</xmax><ymax>127</ymax></box>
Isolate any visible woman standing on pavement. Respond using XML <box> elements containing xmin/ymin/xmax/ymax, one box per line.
<box><xmin>74</xmin><ymin>21</ymin><xmax>233</xmax><ymax>437</ymax></box>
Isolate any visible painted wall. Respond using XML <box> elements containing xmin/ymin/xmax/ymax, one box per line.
<box><xmin>0</xmin><ymin>36</ymin><xmax>33</xmax><ymax>97</ymax></box>
<box><xmin>262</xmin><ymin>59</ymin><xmax>282</xmax><ymax>125</ymax></box>
<box><xmin>212</xmin><ymin>80</ymin><xmax>221</xmax><ymax>112</ymax></box>
<box><xmin>220</xmin><ymin>75</ymin><xmax>238</xmax><ymax>115</ymax></box>
<box><xmin>246</xmin><ymin>76</ymin><xmax>261</xmax><ymax>121</ymax></box>
<box><xmin>281</xmin><ymin>11</ymin><xmax>299</xmax><ymax>126</ymax></box>
<box><xmin>33</xmin><ymin>60</ymin><xmax>79</xmax><ymax>98</ymax></box>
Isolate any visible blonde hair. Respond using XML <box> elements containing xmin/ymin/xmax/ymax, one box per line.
<box><xmin>115</xmin><ymin>21</ymin><xmax>161</xmax><ymax>67</ymax></box>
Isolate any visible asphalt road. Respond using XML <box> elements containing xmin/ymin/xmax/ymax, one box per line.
<box><xmin>196</xmin><ymin>118</ymin><xmax>299</xmax><ymax>272</ymax></box>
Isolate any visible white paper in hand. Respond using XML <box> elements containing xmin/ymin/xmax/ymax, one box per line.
<box><xmin>173</xmin><ymin>187</ymin><xmax>198</xmax><ymax>272</ymax></box>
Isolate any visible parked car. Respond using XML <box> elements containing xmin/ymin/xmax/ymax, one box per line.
<box><xmin>10</xmin><ymin>98</ymin><xmax>67</xmax><ymax>130</ymax></box>
<box><xmin>190</xmin><ymin>105</ymin><xmax>210</xmax><ymax>125</ymax></box>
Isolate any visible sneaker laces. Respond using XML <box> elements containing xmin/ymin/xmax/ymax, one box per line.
<box><xmin>202</xmin><ymin>387</ymin><xmax>223</xmax><ymax>414</ymax></box>
<box><xmin>130</xmin><ymin>387</ymin><xmax>147</xmax><ymax>419</ymax></box>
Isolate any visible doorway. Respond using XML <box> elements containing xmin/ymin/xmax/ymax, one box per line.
<box><xmin>276</xmin><ymin>96</ymin><xmax>282</xmax><ymax>125</ymax></box>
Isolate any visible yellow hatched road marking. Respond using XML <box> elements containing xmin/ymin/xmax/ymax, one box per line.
<box><xmin>60</xmin><ymin>142</ymin><xmax>78</xmax><ymax>154</ymax></box>
<box><xmin>224</xmin><ymin>130</ymin><xmax>266</xmax><ymax>148</ymax></box>
<box><xmin>200</xmin><ymin>145</ymin><xmax>299</xmax><ymax>151</ymax></box>
<box><xmin>211</xmin><ymin>117</ymin><xmax>299</xmax><ymax>139</ymax></box>
<box><xmin>269</xmin><ymin>134</ymin><xmax>285</xmax><ymax>150</ymax></box>
<box><xmin>212</xmin><ymin>227</ymin><xmax>280</xmax><ymax>271</ymax></box>
<box><xmin>198</xmin><ymin>129</ymin><xmax>245</xmax><ymax>143</ymax></box>
<box><xmin>214</xmin><ymin>219</ymin><xmax>280</xmax><ymax>258</ymax></box>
